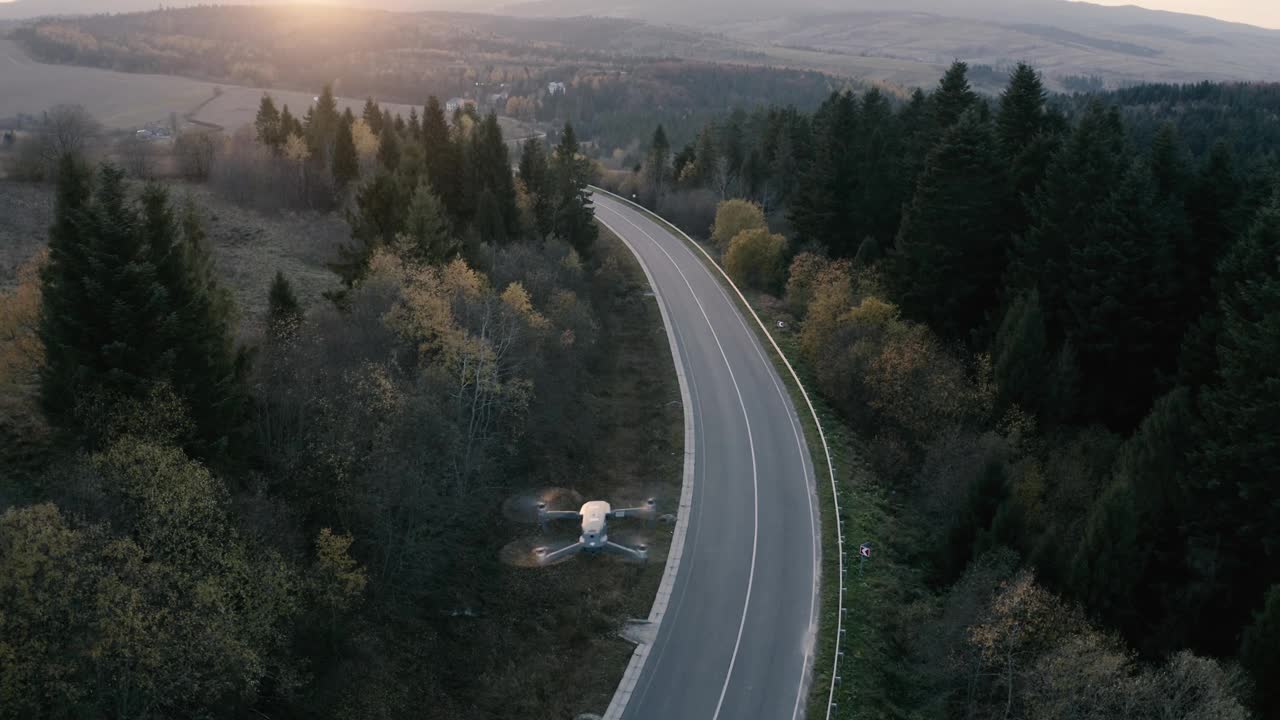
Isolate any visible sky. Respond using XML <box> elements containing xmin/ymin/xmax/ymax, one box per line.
<box><xmin>1080</xmin><ymin>0</ymin><xmax>1280</xmax><ymax>29</ymax></box>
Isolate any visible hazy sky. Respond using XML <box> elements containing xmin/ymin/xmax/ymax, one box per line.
<box><xmin>1080</xmin><ymin>0</ymin><xmax>1280</xmax><ymax>29</ymax></box>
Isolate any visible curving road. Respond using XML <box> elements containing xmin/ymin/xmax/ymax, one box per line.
<box><xmin>594</xmin><ymin>191</ymin><xmax>821</xmax><ymax>720</ymax></box>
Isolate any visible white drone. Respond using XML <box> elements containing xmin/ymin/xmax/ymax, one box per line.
<box><xmin>501</xmin><ymin>488</ymin><xmax>656</xmax><ymax>567</ymax></box>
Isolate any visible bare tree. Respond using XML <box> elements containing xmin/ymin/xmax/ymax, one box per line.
<box><xmin>175</xmin><ymin>131</ymin><xmax>217</xmax><ymax>181</ymax></box>
<box><xmin>39</xmin><ymin>104</ymin><xmax>100</xmax><ymax>165</ymax></box>
<box><xmin>118</xmin><ymin>133</ymin><xmax>156</xmax><ymax>180</ymax></box>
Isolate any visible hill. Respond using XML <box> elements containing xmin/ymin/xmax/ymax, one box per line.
<box><xmin>503</xmin><ymin>0</ymin><xmax>1280</xmax><ymax>87</ymax></box>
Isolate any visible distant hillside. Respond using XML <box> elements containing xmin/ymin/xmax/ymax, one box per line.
<box><xmin>502</xmin><ymin>0</ymin><xmax>1280</xmax><ymax>87</ymax></box>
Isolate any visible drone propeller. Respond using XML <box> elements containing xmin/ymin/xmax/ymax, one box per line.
<box><xmin>499</xmin><ymin>537</ymin><xmax>581</xmax><ymax>568</ymax></box>
<box><xmin>501</xmin><ymin>487</ymin><xmax>583</xmax><ymax>524</ymax></box>
<box><xmin>611</xmin><ymin>497</ymin><xmax>658</xmax><ymax>522</ymax></box>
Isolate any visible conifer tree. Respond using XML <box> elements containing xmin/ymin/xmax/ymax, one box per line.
<box><xmin>646</xmin><ymin>124</ymin><xmax>671</xmax><ymax>205</ymax></box>
<box><xmin>422</xmin><ymin>96</ymin><xmax>464</xmax><ymax>224</ymax></box>
<box><xmin>333</xmin><ymin>171</ymin><xmax>407</xmax><ymax>286</ymax></box>
<box><xmin>407</xmin><ymin>107</ymin><xmax>421</xmax><ymax>141</ymax></box>
<box><xmin>518</xmin><ymin>138</ymin><xmax>553</xmax><ymax>239</ymax></box>
<box><xmin>930</xmin><ymin>61</ymin><xmax>979</xmax><ymax>132</ymax></box>
<box><xmin>279</xmin><ymin>104</ymin><xmax>300</xmax><ymax>141</ymax></box>
<box><xmin>255</xmin><ymin>94</ymin><xmax>282</xmax><ymax>151</ymax></box>
<box><xmin>790</xmin><ymin>91</ymin><xmax>859</xmax><ymax>255</ymax></box>
<box><xmin>332</xmin><ymin>112</ymin><xmax>359</xmax><ymax>187</ymax></box>
<box><xmin>401</xmin><ymin>179</ymin><xmax>455</xmax><ymax>264</ymax></box>
<box><xmin>362</xmin><ymin>97</ymin><xmax>383</xmax><ymax>135</ymax></box>
<box><xmin>1193</xmin><ymin>199</ymin><xmax>1280</xmax><ymax>650</ymax></box>
<box><xmin>890</xmin><ymin>110</ymin><xmax>1008</xmax><ymax>341</ymax></box>
<box><xmin>306</xmin><ymin>84</ymin><xmax>340</xmax><ymax>160</ymax></box>
<box><xmin>551</xmin><ymin>123</ymin><xmax>597</xmax><ymax>257</ymax></box>
<box><xmin>471</xmin><ymin>112</ymin><xmax>518</xmax><ymax>241</ymax></box>
<box><xmin>377</xmin><ymin>122</ymin><xmax>401</xmax><ymax>172</ymax></box>
<box><xmin>993</xmin><ymin>289</ymin><xmax>1048</xmax><ymax>413</ymax></box>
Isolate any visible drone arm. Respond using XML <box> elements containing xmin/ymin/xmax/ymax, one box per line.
<box><xmin>539</xmin><ymin>510</ymin><xmax>581</xmax><ymax>522</ymax></box>
<box><xmin>538</xmin><ymin>540</ymin><xmax>584</xmax><ymax>565</ymax></box>
<box><xmin>608</xmin><ymin>499</ymin><xmax>657</xmax><ymax>521</ymax></box>
<box><xmin>604</xmin><ymin>541</ymin><xmax>648</xmax><ymax>563</ymax></box>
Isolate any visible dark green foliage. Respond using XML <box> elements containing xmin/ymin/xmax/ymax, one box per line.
<box><xmin>362</xmin><ymin>97</ymin><xmax>383</xmax><ymax>135</ymax></box>
<box><xmin>421</xmin><ymin>96</ymin><xmax>465</xmax><ymax>224</ymax></box>
<box><xmin>938</xmin><ymin>460</ymin><xmax>1009</xmax><ymax>584</ymax></box>
<box><xmin>1241</xmin><ymin>585</ymin><xmax>1280</xmax><ymax>717</ymax></box>
<box><xmin>335</xmin><ymin>171</ymin><xmax>407</xmax><ymax>284</ymax></box>
<box><xmin>518</xmin><ymin>138</ymin><xmax>553</xmax><ymax>239</ymax></box>
<box><xmin>1193</xmin><ymin>198</ymin><xmax>1280</xmax><ymax>652</ymax></box>
<box><xmin>1071</xmin><ymin>481</ymin><xmax>1144</xmax><ymax>637</ymax></box>
<box><xmin>993</xmin><ymin>290</ymin><xmax>1048</xmax><ymax>414</ymax></box>
<box><xmin>39</xmin><ymin>163</ymin><xmax>243</xmax><ymax>452</ymax></box>
<box><xmin>551</xmin><ymin>124</ymin><xmax>597</xmax><ymax>257</ymax></box>
<box><xmin>402</xmin><ymin>180</ymin><xmax>456</xmax><ymax>264</ymax></box>
<box><xmin>254</xmin><ymin>93</ymin><xmax>282</xmax><ymax>150</ymax></box>
<box><xmin>646</xmin><ymin>124</ymin><xmax>671</xmax><ymax>204</ymax></box>
<box><xmin>306</xmin><ymin>83</ymin><xmax>340</xmax><ymax>160</ymax></box>
<box><xmin>890</xmin><ymin>111</ymin><xmax>1008</xmax><ymax>342</ymax></box>
<box><xmin>930</xmin><ymin>61</ymin><xmax>980</xmax><ymax>132</ymax></box>
<box><xmin>470</xmin><ymin>112</ymin><xmax>519</xmax><ymax>241</ymax></box>
<box><xmin>377</xmin><ymin>122</ymin><xmax>401</xmax><ymax>172</ymax></box>
<box><xmin>332</xmin><ymin>112</ymin><xmax>359</xmax><ymax>187</ymax></box>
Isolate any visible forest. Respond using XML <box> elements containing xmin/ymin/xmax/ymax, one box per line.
<box><xmin>611</xmin><ymin>62</ymin><xmax>1280</xmax><ymax>718</ymax></box>
<box><xmin>0</xmin><ymin>84</ymin><xmax>683</xmax><ymax>718</ymax></box>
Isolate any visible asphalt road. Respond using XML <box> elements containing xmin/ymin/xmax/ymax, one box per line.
<box><xmin>594</xmin><ymin>192</ymin><xmax>821</xmax><ymax>720</ymax></box>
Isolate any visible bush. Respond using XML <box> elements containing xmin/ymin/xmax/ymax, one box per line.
<box><xmin>711</xmin><ymin>198</ymin><xmax>766</xmax><ymax>250</ymax></box>
<box><xmin>723</xmin><ymin>228</ymin><xmax>788</xmax><ymax>291</ymax></box>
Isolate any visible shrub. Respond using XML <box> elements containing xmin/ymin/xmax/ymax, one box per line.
<box><xmin>710</xmin><ymin>198</ymin><xmax>766</xmax><ymax>250</ymax></box>
<box><xmin>724</xmin><ymin>228</ymin><xmax>788</xmax><ymax>291</ymax></box>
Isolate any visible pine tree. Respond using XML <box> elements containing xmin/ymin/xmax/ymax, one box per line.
<box><xmin>407</xmin><ymin>107</ymin><xmax>421</xmax><ymax>142</ymax></box>
<box><xmin>279</xmin><ymin>104</ymin><xmax>299</xmax><ymax>143</ymax></box>
<box><xmin>306</xmin><ymin>84</ymin><xmax>340</xmax><ymax>160</ymax></box>
<box><xmin>551</xmin><ymin>123</ymin><xmax>597</xmax><ymax>257</ymax></box>
<box><xmin>474</xmin><ymin>187</ymin><xmax>508</xmax><ymax>247</ymax></box>
<box><xmin>645</xmin><ymin>124</ymin><xmax>671</xmax><ymax>206</ymax></box>
<box><xmin>790</xmin><ymin>91</ymin><xmax>859</xmax><ymax>255</ymax></box>
<box><xmin>332</xmin><ymin>112</ymin><xmax>359</xmax><ymax>187</ymax></box>
<box><xmin>930</xmin><ymin>61</ymin><xmax>979</xmax><ymax>132</ymax></box>
<box><xmin>40</xmin><ymin>164</ymin><xmax>242</xmax><ymax>451</ymax></box>
<box><xmin>267</xmin><ymin>270</ymin><xmax>301</xmax><ymax>333</ymax></box>
<box><xmin>422</xmin><ymin>96</ymin><xmax>464</xmax><ymax>225</ymax></box>
<box><xmin>1193</xmin><ymin>199</ymin><xmax>1280</xmax><ymax>653</ymax></box>
<box><xmin>254</xmin><ymin>94</ymin><xmax>282</xmax><ymax>151</ymax></box>
<box><xmin>361</xmin><ymin>97</ymin><xmax>383</xmax><ymax>135</ymax></box>
<box><xmin>890</xmin><ymin>110</ymin><xmax>1008</xmax><ymax>341</ymax></box>
<box><xmin>518</xmin><ymin>138</ymin><xmax>553</xmax><ymax>239</ymax></box>
<box><xmin>377</xmin><ymin>123</ymin><xmax>401</xmax><ymax>172</ymax></box>
<box><xmin>996</xmin><ymin>63</ymin><xmax>1048</xmax><ymax>158</ymax></box>
<box><xmin>471</xmin><ymin>112</ymin><xmax>518</xmax><ymax>241</ymax></box>
<box><xmin>993</xmin><ymin>290</ymin><xmax>1048</xmax><ymax>414</ymax></box>
<box><xmin>1071</xmin><ymin>480</ymin><xmax>1144</xmax><ymax>636</ymax></box>
<box><xmin>333</xmin><ymin>171</ymin><xmax>407</xmax><ymax>286</ymax></box>
<box><xmin>1013</xmin><ymin>101</ymin><xmax>1129</xmax><ymax>340</ymax></box>
<box><xmin>401</xmin><ymin>179</ymin><xmax>455</xmax><ymax>264</ymax></box>
<box><xmin>1063</xmin><ymin>158</ymin><xmax>1180</xmax><ymax>427</ymax></box>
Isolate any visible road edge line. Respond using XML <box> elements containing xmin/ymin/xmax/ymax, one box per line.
<box><xmin>596</xmin><ymin>214</ymin><xmax>698</xmax><ymax>720</ymax></box>
<box><xmin>591</xmin><ymin>186</ymin><xmax>845</xmax><ymax>720</ymax></box>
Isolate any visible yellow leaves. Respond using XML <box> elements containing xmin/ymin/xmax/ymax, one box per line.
<box><xmin>711</xmin><ymin>198</ymin><xmax>767</xmax><ymax>250</ymax></box>
<box><xmin>283</xmin><ymin>132</ymin><xmax>310</xmax><ymax>162</ymax></box>
<box><xmin>313</xmin><ymin>528</ymin><xmax>366</xmax><ymax>612</ymax></box>
<box><xmin>0</xmin><ymin>249</ymin><xmax>46</xmax><ymax>390</ymax></box>
<box><xmin>724</xmin><ymin>228</ymin><xmax>788</xmax><ymax>291</ymax></box>
<box><xmin>501</xmin><ymin>282</ymin><xmax>549</xmax><ymax>330</ymax></box>
<box><xmin>351</xmin><ymin>118</ymin><xmax>378</xmax><ymax>161</ymax></box>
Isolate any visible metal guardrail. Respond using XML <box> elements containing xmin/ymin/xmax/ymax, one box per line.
<box><xmin>589</xmin><ymin>187</ymin><xmax>847</xmax><ymax>720</ymax></box>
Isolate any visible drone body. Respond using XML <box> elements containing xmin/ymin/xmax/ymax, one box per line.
<box><xmin>502</xmin><ymin>490</ymin><xmax>656</xmax><ymax>567</ymax></box>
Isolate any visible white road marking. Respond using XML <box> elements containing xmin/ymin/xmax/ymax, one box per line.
<box><xmin>661</xmin><ymin>221</ymin><xmax>820</xmax><ymax>720</ymax></box>
<box><xmin>597</xmin><ymin>200</ymin><xmax>760</xmax><ymax>720</ymax></box>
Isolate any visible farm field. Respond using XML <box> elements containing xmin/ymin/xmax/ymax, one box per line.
<box><xmin>0</xmin><ymin>37</ymin><xmax>533</xmax><ymax>137</ymax></box>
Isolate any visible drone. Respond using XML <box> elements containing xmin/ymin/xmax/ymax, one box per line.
<box><xmin>500</xmin><ymin>488</ymin><xmax>657</xmax><ymax>567</ymax></box>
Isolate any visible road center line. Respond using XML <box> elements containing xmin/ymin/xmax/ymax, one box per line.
<box><xmin>597</xmin><ymin>200</ymin><xmax>761</xmax><ymax>720</ymax></box>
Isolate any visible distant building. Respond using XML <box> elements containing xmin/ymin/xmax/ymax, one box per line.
<box><xmin>446</xmin><ymin>97</ymin><xmax>477</xmax><ymax>114</ymax></box>
<box><xmin>547</xmin><ymin>81</ymin><xmax>567</xmax><ymax>96</ymax></box>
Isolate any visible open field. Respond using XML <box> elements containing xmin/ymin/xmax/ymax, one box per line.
<box><xmin>0</xmin><ymin>37</ymin><xmax>533</xmax><ymax>137</ymax></box>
